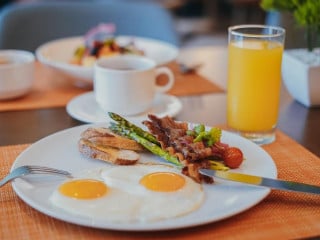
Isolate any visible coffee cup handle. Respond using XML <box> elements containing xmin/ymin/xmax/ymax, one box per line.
<box><xmin>154</xmin><ymin>67</ymin><xmax>175</xmax><ymax>93</ymax></box>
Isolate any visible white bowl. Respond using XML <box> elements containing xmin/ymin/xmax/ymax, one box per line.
<box><xmin>282</xmin><ymin>48</ymin><xmax>320</xmax><ymax>107</ymax></box>
<box><xmin>36</xmin><ymin>36</ymin><xmax>179</xmax><ymax>87</ymax></box>
<box><xmin>0</xmin><ymin>50</ymin><xmax>35</xmax><ymax>100</ymax></box>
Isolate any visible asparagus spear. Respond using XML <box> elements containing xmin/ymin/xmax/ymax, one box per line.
<box><xmin>108</xmin><ymin>112</ymin><xmax>159</xmax><ymax>145</ymax></box>
<box><xmin>109</xmin><ymin>114</ymin><xmax>229</xmax><ymax>171</ymax></box>
<box><xmin>209</xmin><ymin>160</ymin><xmax>230</xmax><ymax>171</ymax></box>
<box><xmin>109</xmin><ymin>123</ymin><xmax>182</xmax><ymax>167</ymax></box>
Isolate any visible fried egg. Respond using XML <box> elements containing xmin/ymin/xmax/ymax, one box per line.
<box><xmin>49</xmin><ymin>164</ymin><xmax>204</xmax><ymax>223</ymax></box>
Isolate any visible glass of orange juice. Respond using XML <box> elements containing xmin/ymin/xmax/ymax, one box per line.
<box><xmin>227</xmin><ymin>25</ymin><xmax>285</xmax><ymax>145</ymax></box>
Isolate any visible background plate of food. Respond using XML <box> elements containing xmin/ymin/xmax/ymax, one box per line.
<box><xmin>36</xmin><ymin>36</ymin><xmax>179</xmax><ymax>87</ymax></box>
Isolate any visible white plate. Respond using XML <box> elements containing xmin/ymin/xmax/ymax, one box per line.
<box><xmin>66</xmin><ymin>92</ymin><xmax>183</xmax><ymax>124</ymax></box>
<box><xmin>12</xmin><ymin>123</ymin><xmax>277</xmax><ymax>231</ymax></box>
<box><xmin>36</xmin><ymin>36</ymin><xmax>179</xmax><ymax>86</ymax></box>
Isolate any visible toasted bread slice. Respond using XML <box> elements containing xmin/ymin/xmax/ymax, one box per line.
<box><xmin>81</xmin><ymin>127</ymin><xmax>144</xmax><ymax>151</ymax></box>
<box><xmin>79</xmin><ymin>139</ymin><xmax>139</xmax><ymax>165</ymax></box>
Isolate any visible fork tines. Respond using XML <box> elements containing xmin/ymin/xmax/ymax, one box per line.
<box><xmin>26</xmin><ymin>165</ymin><xmax>72</xmax><ymax>176</ymax></box>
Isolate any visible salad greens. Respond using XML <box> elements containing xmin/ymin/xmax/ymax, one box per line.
<box><xmin>187</xmin><ymin>124</ymin><xmax>222</xmax><ymax>147</ymax></box>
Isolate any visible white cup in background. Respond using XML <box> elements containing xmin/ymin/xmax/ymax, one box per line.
<box><xmin>0</xmin><ymin>50</ymin><xmax>35</xmax><ymax>100</ymax></box>
<box><xmin>94</xmin><ymin>55</ymin><xmax>174</xmax><ymax>116</ymax></box>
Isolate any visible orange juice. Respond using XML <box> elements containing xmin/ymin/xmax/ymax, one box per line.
<box><xmin>227</xmin><ymin>40</ymin><xmax>283</xmax><ymax>132</ymax></box>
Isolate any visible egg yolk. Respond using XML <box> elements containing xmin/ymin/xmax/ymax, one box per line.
<box><xmin>59</xmin><ymin>179</ymin><xmax>108</xmax><ymax>199</ymax></box>
<box><xmin>140</xmin><ymin>172</ymin><xmax>186</xmax><ymax>192</ymax></box>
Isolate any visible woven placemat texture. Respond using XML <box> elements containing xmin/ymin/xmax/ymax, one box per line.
<box><xmin>0</xmin><ymin>131</ymin><xmax>319</xmax><ymax>240</ymax></box>
<box><xmin>0</xmin><ymin>62</ymin><xmax>223</xmax><ymax>112</ymax></box>
<box><xmin>166</xmin><ymin>62</ymin><xmax>224</xmax><ymax>96</ymax></box>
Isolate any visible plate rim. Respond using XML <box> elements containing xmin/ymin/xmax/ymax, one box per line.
<box><xmin>66</xmin><ymin>92</ymin><xmax>183</xmax><ymax>124</ymax></box>
<box><xmin>35</xmin><ymin>35</ymin><xmax>179</xmax><ymax>68</ymax></box>
<box><xmin>11</xmin><ymin>123</ymin><xmax>277</xmax><ymax>231</ymax></box>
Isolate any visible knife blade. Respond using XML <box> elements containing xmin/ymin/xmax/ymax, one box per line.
<box><xmin>199</xmin><ymin>169</ymin><xmax>320</xmax><ymax>195</ymax></box>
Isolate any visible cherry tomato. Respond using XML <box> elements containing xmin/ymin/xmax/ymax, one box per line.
<box><xmin>223</xmin><ymin>147</ymin><xmax>243</xmax><ymax>169</ymax></box>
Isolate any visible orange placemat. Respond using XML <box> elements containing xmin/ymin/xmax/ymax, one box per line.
<box><xmin>0</xmin><ymin>131</ymin><xmax>319</xmax><ymax>240</ymax></box>
<box><xmin>0</xmin><ymin>62</ymin><xmax>223</xmax><ymax>112</ymax></box>
<box><xmin>0</xmin><ymin>63</ymin><xmax>88</xmax><ymax>112</ymax></box>
<box><xmin>166</xmin><ymin>62</ymin><xmax>224</xmax><ymax>96</ymax></box>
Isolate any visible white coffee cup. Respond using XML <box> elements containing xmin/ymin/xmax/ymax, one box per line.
<box><xmin>94</xmin><ymin>55</ymin><xmax>174</xmax><ymax>116</ymax></box>
<box><xmin>0</xmin><ymin>50</ymin><xmax>35</xmax><ymax>100</ymax></box>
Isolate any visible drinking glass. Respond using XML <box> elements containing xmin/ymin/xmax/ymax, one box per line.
<box><xmin>227</xmin><ymin>25</ymin><xmax>285</xmax><ymax>145</ymax></box>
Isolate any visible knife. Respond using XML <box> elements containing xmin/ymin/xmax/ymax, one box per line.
<box><xmin>199</xmin><ymin>169</ymin><xmax>320</xmax><ymax>195</ymax></box>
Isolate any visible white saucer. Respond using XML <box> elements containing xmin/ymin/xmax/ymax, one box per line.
<box><xmin>66</xmin><ymin>92</ymin><xmax>182</xmax><ymax>124</ymax></box>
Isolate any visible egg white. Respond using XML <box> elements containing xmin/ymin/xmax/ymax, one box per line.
<box><xmin>49</xmin><ymin>164</ymin><xmax>204</xmax><ymax>223</ymax></box>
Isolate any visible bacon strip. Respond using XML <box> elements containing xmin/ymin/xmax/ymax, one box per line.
<box><xmin>143</xmin><ymin>115</ymin><xmax>213</xmax><ymax>183</ymax></box>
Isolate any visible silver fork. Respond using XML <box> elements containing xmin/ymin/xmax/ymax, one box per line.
<box><xmin>0</xmin><ymin>165</ymin><xmax>72</xmax><ymax>187</ymax></box>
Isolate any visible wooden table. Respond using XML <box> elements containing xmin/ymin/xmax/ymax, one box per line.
<box><xmin>1</xmin><ymin>46</ymin><xmax>319</xmax><ymax>156</ymax></box>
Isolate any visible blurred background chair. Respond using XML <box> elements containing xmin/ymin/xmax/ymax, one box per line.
<box><xmin>0</xmin><ymin>1</ymin><xmax>180</xmax><ymax>52</ymax></box>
